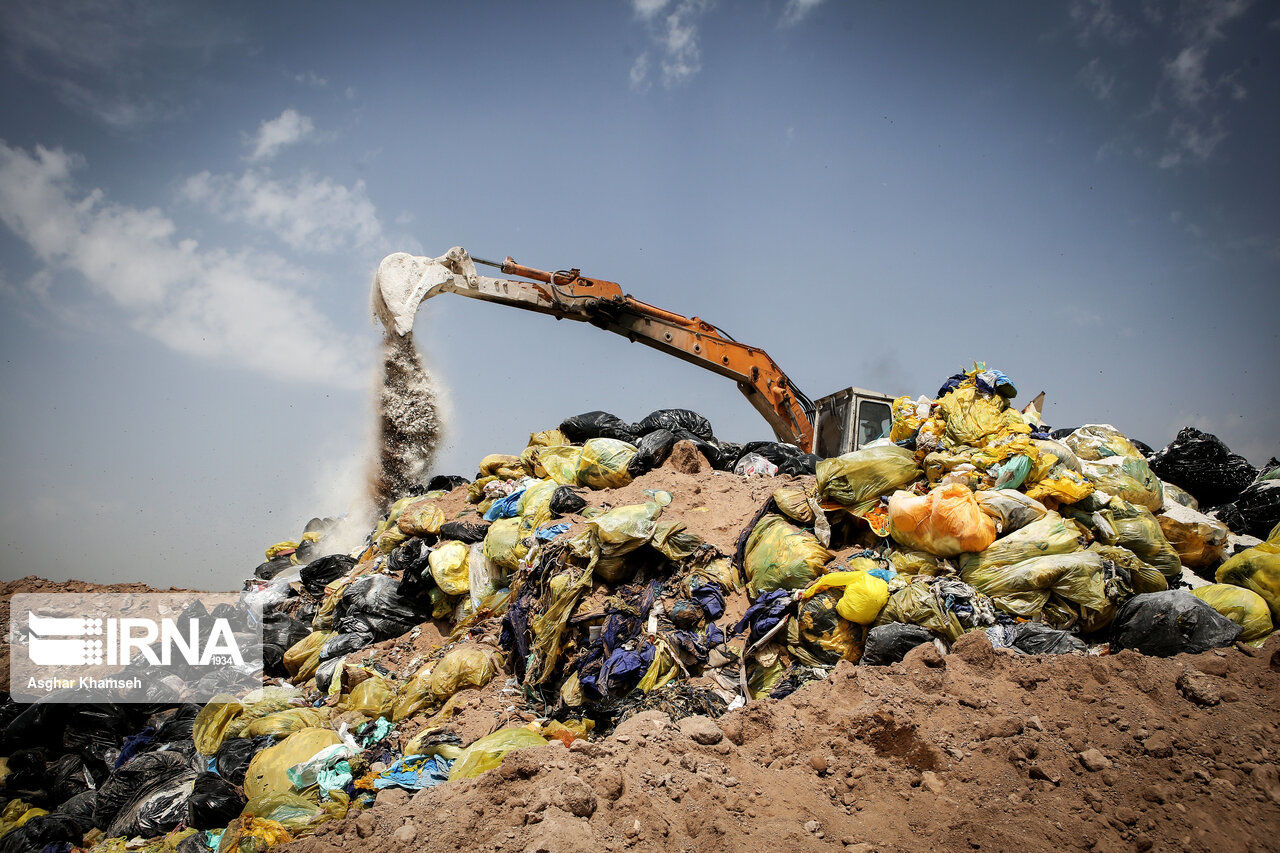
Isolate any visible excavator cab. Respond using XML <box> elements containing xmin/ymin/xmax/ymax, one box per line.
<box><xmin>811</xmin><ymin>387</ymin><xmax>897</xmax><ymax>458</ymax></box>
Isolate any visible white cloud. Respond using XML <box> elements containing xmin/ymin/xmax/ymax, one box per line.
<box><xmin>293</xmin><ymin>70</ymin><xmax>328</xmax><ymax>88</ymax></box>
<box><xmin>246</xmin><ymin>109</ymin><xmax>315</xmax><ymax>162</ymax></box>
<box><xmin>780</xmin><ymin>0</ymin><xmax>826</xmax><ymax>27</ymax></box>
<box><xmin>181</xmin><ymin>169</ymin><xmax>383</xmax><ymax>253</ymax></box>
<box><xmin>1077</xmin><ymin>57</ymin><xmax>1116</xmax><ymax>100</ymax></box>
<box><xmin>0</xmin><ymin>142</ymin><xmax>365</xmax><ymax>389</ymax></box>
<box><xmin>1068</xmin><ymin>0</ymin><xmax>1138</xmax><ymax>45</ymax></box>
<box><xmin>628</xmin><ymin>0</ymin><xmax>712</xmax><ymax>90</ymax></box>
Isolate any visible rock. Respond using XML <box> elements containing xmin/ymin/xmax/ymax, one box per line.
<box><xmin>1195</xmin><ymin>656</ymin><xmax>1230</xmax><ymax>677</ymax></box>
<box><xmin>809</xmin><ymin>752</ymin><xmax>828</xmax><ymax>774</ymax></box>
<box><xmin>1029</xmin><ymin>763</ymin><xmax>1061</xmax><ymax>785</ymax></box>
<box><xmin>1142</xmin><ymin>732</ymin><xmax>1174</xmax><ymax>758</ymax></box>
<box><xmin>668</xmin><ymin>440</ymin><xmax>709</xmax><ymax>474</ymax></box>
<box><xmin>978</xmin><ymin>715</ymin><xmax>1025</xmax><ymax>741</ymax></box>
<box><xmin>1177</xmin><ymin>668</ymin><xmax>1222</xmax><ymax>706</ymax></box>
<box><xmin>679</xmin><ymin>715</ymin><xmax>724</xmax><ymax>745</ymax></box>
<box><xmin>949</xmin><ymin>631</ymin><xmax>996</xmax><ymax>668</ymax></box>
<box><xmin>374</xmin><ymin>787</ymin><xmax>410</xmax><ymax>809</ymax></box>
<box><xmin>355</xmin><ymin>812</ymin><xmax>376</xmax><ymax>839</ymax></box>
<box><xmin>921</xmin><ymin>770</ymin><xmax>945</xmax><ymax>794</ymax></box>
<box><xmin>595</xmin><ymin>766</ymin><xmax>625</xmax><ymax>801</ymax></box>
<box><xmin>392</xmin><ymin>822</ymin><xmax>418</xmax><ymax>844</ymax></box>
<box><xmin>1078</xmin><ymin>749</ymin><xmax>1112</xmax><ymax>772</ymax></box>
<box><xmin>554</xmin><ymin>777</ymin><xmax>598</xmax><ymax>818</ymax></box>
<box><xmin>804</xmin><ymin>819</ymin><xmax>822</xmax><ymax>834</ymax></box>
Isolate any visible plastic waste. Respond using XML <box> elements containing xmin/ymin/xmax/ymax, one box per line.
<box><xmin>958</xmin><ymin>512</ymin><xmax>1081</xmax><ymax>579</ymax></box>
<box><xmin>215</xmin><ymin>737</ymin><xmax>266</xmax><ymax>785</ymax></box>
<box><xmin>429</xmin><ymin>541</ymin><xmax>471</xmax><ymax>596</ymax></box>
<box><xmin>816</xmin><ymin>445</ymin><xmax>920</xmax><ymax>514</ymax></box>
<box><xmin>1110</xmin><ymin>590</ymin><xmax>1243</xmax><ymax>656</ymax></box>
<box><xmin>1215</xmin><ymin>536</ymin><xmax>1280</xmax><ymax>622</ymax></box>
<box><xmin>559</xmin><ymin>411</ymin><xmax>638</xmax><ymax>443</ymax></box>
<box><xmin>1148</xmin><ymin>426</ymin><xmax>1258</xmax><ymax>508</ymax></box>
<box><xmin>1062</xmin><ymin>424</ymin><xmax>1145</xmax><ymax>461</ymax></box>
<box><xmin>243</xmin><ymin>727</ymin><xmax>341</xmax><ymax>800</ymax></box>
<box><xmin>793</xmin><ymin>590</ymin><xmax>861</xmax><ymax>665</ymax></box>
<box><xmin>448</xmin><ymin>727</ymin><xmax>548</xmax><ymax>781</ymax></box>
<box><xmin>1157</xmin><ymin>502</ymin><xmax>1229</xmax><ymax>569</ymax></box>
<box><xmin>860</xmin><ymin>623</ymin><xmax>934</xmax><ymax>665</ymax></box>
<box><xmin>299</xmin><ymin>555</ymin><xmax>354</xmax><ymax>597</ymax></box>
<box><xmin>97</xmin><ymin>752</ymin><xmax>197</xmax><ymax>839</ymax></box>
<box><xmin>188</xmin><ymin>772</ymin><xmax>246</xmax><ymax>829</ymax></box>
<box><xmin>962</xmin><ymin>550</ymin><xmax>1116</xmax><ymax>631</ymax></box>
<box><xmin>800</xmin><ymin>570</ymin><xmax>890</xmax><ymax>624</ymax></box>
<box><xmin>1191</xmin><ymin>583</ymin><xmax>1273</xmax><ymax>642</ymax></box>
<box><xmin>888</xmin><ymin>484</ymin><xmax>997</xmax><ymax>557</ymax></box>
<box><xmin>743</xmin><ymin>514</ymin><xmax>832</xmax><ymax>598</ymax></box>
<box><xmin>975</xmin><ymin>489</ymin><xmax>1047</xmax><ymax>534</ymax></box>
<box><xmin>1215</xmin><ymin>478</ymin><xmax>1280</xmax><ymax>541</ymax></box>
<box><xmin>1081</xmin><ymin>455</ymin><xmax>1164</xmax><ymax>512</ymax></box>
<box><xmin>397</xmin><ymin>498</ymin><xmax>445</xmax><ymax>536</ymax></box>
<box><xmin>336</xmin><ymin>574</ymin><xmax>427</xmax><ymax>639</ymax></box>
<box><xmin>635</xmin><ymin>408</ymin><xmax>714</xmax><ymax>440</ymax></box>
<box><xmin>735</xmin><ymin>452</ymin><xmax>779</xmax><ymax>477</ymax></box>
<box><xmin>984</xmin><ymin>622</ymin><xmax>1086</xmax><ymax>655</ymax></box>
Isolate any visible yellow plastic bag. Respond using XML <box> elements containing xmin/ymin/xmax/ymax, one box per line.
<box><xmin>217</xmin><ymin>815</ymin><xmax>293</xmax><ymax>851</ymax></box>
<box><xmin>577</xmin><ymin>500</ymin><xmax>663</xmax><ymax>582</ymax></box>
<box><xmin>534</xmin><ymin>446</ymin><xmax>581</xmax><ymax>486</ymax></box>
<box><xmin>887</xmin><ymin>548</ymin><xmax>951</xmax><ymax>577</ymax></box>
<box><xmin>429</xmin><ymin>540</ymin><xmax>471</xmax><ymax>596</ymax></box>
<box><xmin>282</xmin><ymin>631</ymin><xmax>335</xmax><ymax>683</ymax></box>
<box><xmin>962</xmin><ymin>551</ymin><xmax>1115</xmax><ymax>632</ymax></box>
<box><xmin>193</xmin><ymin>695</ymin><xmax>245</xmax><ymax>755</ymax></box>
<box><xmin>341</xmin><ymin>676</ymin><xmax>394</xmax><ymax>717</ymax></box>
<box><xmin>975</xmin><ymin>489</ymin><xmax>1047</xmax><ymax>534</ymax></box>
<box><xmin>816</xmin><ymin>445</ymin><xmax>920</xmax><ymax>513</ymax></box>
<box><xmin>483</xmin><ymin>517</ymin><xmax>527</xmax><ymax>571</ymax></box>
<box><xmin>265</xmin><ymin>541</ymin><xmax>298</xmax><ymax>560</ymax></box>
<box><xmin>957</xmin><ymin>512</ymin><xmax>1081</xmax><ymax>579</ymax></box>
<box><xmin>1062</xmin><ymin>424</ymin><xmax>1144</xmax><ymax>461</ymax></box>
<box><xmin>937</xmin><ymin>386</ymin><xmax>1031</xmax><ymax>447</ymax></box>
<box><xmin>242</xmin><ymin>791</ymin><xmax>348</xmax><ymax>832</ymax></box>
<box><xmin>1192</xmin><ymin>583</ymin><xmax>1273</xmax><ymax>642</ymax></box>
<box><xmin>792</xmin><ymin>589</ymin><xmax>862</xmax><ymax>665</ymax></box>
<box><xmin>1081</xmin><ymin>456</ymin><xmax>1164</xmax><ymax>512</ymax></box>
<box><xmin>1157</xmin><ymin>505</ymin><xmax>1229</xmax><ymax>569</ymax></box>
<box><xmin>478</xmin><ymin>454</ymin><xmax>524</xmax><ymax>480</ymax></box>
<box><xmin>392</xmin><ymin>663</ymin><xmax>435</xmax><ymax>722</ymax></box>
<box><xmin>1091</xmin><ymin>499</ymin><xmax>1182</xmax><ymax>582</ymax></box>
<box><xmin>448</xmin><ymin>728</ymin><xmax>548</xmax><ymax>781</ymax></box>
<box><xmin>575</xmin><ymin>438</ymin><xmax>637</xmax><ymax>489</ymax></box>
<box><xmin>800</xmin><ymin>569</ymin><xmax>889</xmax><ymax>624</ymax></box>
<box><xmin>0</xmin><ymin>800</ymin><xmax>47</xmax><ymax>839</ymax></box>
<box><xmin>744</xmin><ymin>514</ymin><xmax>831</xmax><ymax>598</ymax></box>
<box><xmin>1088</xmin><ymin>543</ymin><xmax>1168</xmax><ymax>595</ymax></box>
<box><xmin>887</xmin><ymin>484</ymin><xmax>998</xmax><ymax>557</ymax></box>
<box><xmin>1216</xmin><ymin>541</ymin><xmax>1280</xmax><ymax>622</ymax></box>
<box><xmin>244</xmin><ymin>727</ymin><xmax>341</xmax><ymax>801</ymax></box>
<box><xmin>772</xmin><ymin>485</ymin><xmax>816</xmax><ymax>524</ymax></box>
<box><xmin>429</xmin><ymin>644</ymin><xmax>499</xmax><ymax>702</ymax></box>
<box><xmin>875</xmin><ymin>579</ymin><xmax>964</xmax><ymax>641</ymax></box>
<box><xmin>397</xmin><ymin>498</ymin><xmax>444</xmax><ymax>536</ymax></box>
<box><xmin>243</xmin><ymin>707</ymin><xmax>330</xmax><ymax>739</ymax></box>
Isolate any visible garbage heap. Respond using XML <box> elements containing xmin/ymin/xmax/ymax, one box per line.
<box><xmin>1</xmin><ymin>364</ymin><xmax>1277</xmax><ymax>853</ymax></box>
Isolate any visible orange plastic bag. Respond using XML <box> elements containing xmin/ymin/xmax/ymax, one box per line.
<box><xmin>887</xmin><ymin>483</ymin><xmax>997</xmax><ymax>557</ymax></box>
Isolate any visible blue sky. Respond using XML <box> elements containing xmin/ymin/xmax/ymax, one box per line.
<box><xmin>1</xmin><ymin>0</ymin><xmax>1276</xmax><ymax>589</ymax></box>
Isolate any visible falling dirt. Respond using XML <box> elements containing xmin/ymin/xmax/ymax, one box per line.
<box><xmin>371</xmin><ymin>331</ymin><xmax>444</xmax><ymax>510</ymax></box>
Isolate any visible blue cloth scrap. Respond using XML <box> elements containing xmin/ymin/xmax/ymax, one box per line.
<box><xmin>114</xmin><ymin>726</ymin><xmax>155</xmax><ymax>769</ymax></box>
<box><xmin>374</xmin><ymin>754</ymin><xmax>452</xmax><ymax>790</ymax></box>
<box><xmin>483</xmin><ymin>488</ymin><xmax>527</xmax><ymax>521</ymax></box>
<box><xmin>975</xmin><ymin>368</ymin><xmax>1017</xmax><ymax>398</ymax></box>
<box><xmin>705</xmin><ymin>622</ymin><xmax>725</xmax><ymax>645</ymax></box>
<box><xmin>536</xmin><ymin>522</ymin><xmax>570</xmax><ymax>541</ymax></box>
<box><xmin>732</xmin><ymin>589</ymin><xmax>793</xmax><ymax>645</ymax></box>
<box><xmin>692</xmin><ymin>582</ymin><xmax>725</xmax><ymax>620</ymax></box>
<box><xmin>867</xmin><ymin>567</ymin><xmax>896</xmax><ymax>583</ymax></box>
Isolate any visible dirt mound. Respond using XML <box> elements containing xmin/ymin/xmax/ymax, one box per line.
<box><xmin>289</xmin><ymin>635</ymin><xmax>1280</xmax><ymax>853</ymax></box>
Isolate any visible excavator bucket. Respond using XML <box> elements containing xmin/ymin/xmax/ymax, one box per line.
<box><xmin>373</xmin><ymin>248</ymin><xmax>478</xmax><ymax>336</ymax></box>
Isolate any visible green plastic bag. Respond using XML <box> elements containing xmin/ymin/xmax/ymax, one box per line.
<box><xmin>743</xmin><ymin>514</ymin><xmax>831</xmax><ymax>598</ymax></box>
<box><xmin>815</xmin><ymin>445</ymin><xmax>920</xmax><ymax>513</ymax></box>
<box><xmin>448</xmin><ymin>728</ymin><xmax>548</xmax><ymax>781</ymax></box>
<box><xmin>1091</xmin><ymin>499</ymin><xmax>1182</xmax><ymax>582</ymax></box>
<box><xmin>1088</xmin><ymin>543</ymin><xmax>1167</xmax><ymax>595</ymax></box>
<box><xmin>961</xmin><ymin>550</ymin><xmax>1115</xmax><ymax>632</ymax></box>
<box><xmin>1192</xmin><ymin>583</ymin><xmax>1273</xmax><ymax>642</ymax></box>
<box><xmin>576</xmin><ymin>438</ymin><xmax>637</xmax><ymax>489</ymax></box>
<box><xmin>575</xmin><ymin>500</ymin><xmax>664</xmax><ymax>583</ymax></box>
<box><xmin>1062</xmin><ymin>424</ymin><xmax>1144</xmax><ymax>461</ymax></box>
<box><xmin>874</xmin><ymin>578</ymin><xmax>965</xmax><ymax>641</ymax></box>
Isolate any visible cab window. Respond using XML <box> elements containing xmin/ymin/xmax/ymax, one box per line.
<box><xmin>856</xmin><ymin>400</ymin><xmax>891</xmax><ymax>448</ymax></box>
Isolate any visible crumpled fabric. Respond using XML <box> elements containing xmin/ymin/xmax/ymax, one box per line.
<box><xmin>373</xmin><ymin>754</ymin><xmax>452</xmax><ymax>790</ymax></box>
<box><xmin>732</xmin><ymin>589</ymin><xmax>793</xmax><ymax>645</ymax></box>
<box><xmin>692</xmin><ymin>582</ymin><xmax>725</xmax><ymax>620</ymax></box>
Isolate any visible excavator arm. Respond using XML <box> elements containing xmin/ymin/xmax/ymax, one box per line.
<box><xmin>374</xmin><ymin>248</ymin><xmax>817</xmax><ymax>451</ymax></box>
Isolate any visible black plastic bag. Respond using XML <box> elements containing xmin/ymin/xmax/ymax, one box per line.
<box><xmin>300</xmin><ymin>554</ymin><xmax>355</xmax><ymax>596</ymax></box>
<box><xmin>93</xmin><ymin>751</ymin><xmax>196</xmax><ymax>836</ymax></box>
<box><xmin>187</xmin><ymin>772</ymin><xmax>246</xmax><ymax>829</ymax></box>
<box><xmin>1007</xmin><ymin>622</ymin><xmax>1086</xmax><ymax>655</ymax></box>
<box><xmin>46</xmin><ymin>753</ymin><xmax>93</xmax><ymax>804</ymax></box>
<box><xmin>320</xmin><ymin>631</ymin><xmax>374</xmax><ymax>662</ymax></box>
<box><xmin>254</xmin><ymin>555</ymin><xmax>294</xmax><ymax>580</ymax></box>
<box><xmin>0</xmin><ymin>813</ymin><xmax>88</xmax><ymax>853</ymax></box>
<box><xmin>778</xmin><ymin>453</ymin><xmax>821</xmax><ymax>476</ymax></box>
<box><xmin>714</xmin><ymin>442</ymin><xmax>743</xmax><ymax>471</ymax></box>
<box><xmin>259</xmin><ymin>642</ymin><xmax>287</xmax><ymax>678</ymax></box>
<box><xmin>739</xmin><ymin>440</ymin><xmax>804</xmax><ymax>467</ymax></box>
<box><xmin>1148</xmin><ymin>427</ymin><xmax>1258</xmax><ymax>507</ymax></box>
<box><xmin>261</xmin><ymin>610</ymin><xmax>311</xmax><ymax>650</ymax></box>
<box><xmin>1214</xmin><ymin>478</ymin><xmax>1280</xmax><ymax>540</ymax></box>
<box><xmin>559</xmin><ymin>411</ymin><xmax>638</xmax><ymax>443</ymax></box>
<box><xmin>549</xmin><ymin>486</ymin><xmax>588</xmax><ymax>517</ymax></box>
<box><xmin>635</xmin><ymin>409</ymin><xmax>714</xmax><ymax>441</ymax></box>
<box><xmin>428</xmin><ymin>474</ymin><xmax>471</xmax><ymax>491</ymax></box>
<box><xmin>151</xmin><ymin>704</ymin><xmax>201</xmax><ymax>744</ymax></box>
<box><xmin>315</xmin><ymin>656</ymin><xmax>344</xmax><ymax>694</ymax></box>
<box><xmin>336</xmin><ymin>574</ymin><xmax>427</xmax><ymax>639</ymax></box>
<box><xmin>860</xmin><ymin>623</ymin><xmax>933</xmax><ymax>666</ymax></box>
<box><xmin>1110</xmin><ymin>590</ymin><xmax>1243</xmax><ymax>657</ymax></box>
<box><xmin>214</xmin><ymin>736</ymin><xmax>266</xmax><ymax>785</ymax></box>
<box><xmin>628</xmin><ymin>428</ymin><xmax>678</xmax><ymax>477</ymax></box>
<box><xmin>391</xmin><ymin>539</ymin><xmax>435</xmax><ymax>602</ymax></box>
<box><xmin>439</xmin><ymin>520</ymin><xmax>491</xmax><ymax>543</ymax></box>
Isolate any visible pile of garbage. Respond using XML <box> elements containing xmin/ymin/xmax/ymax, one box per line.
<box><xmin>1</xmin><ymin>364</ymin><xmax>1277</xmax><ymax>852</ymax></box>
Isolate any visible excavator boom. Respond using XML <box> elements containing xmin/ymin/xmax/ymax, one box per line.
<box><xmin>374</xmin><ymin>249</ymin><xmax>817</xmax><ymax>451</ymax></box>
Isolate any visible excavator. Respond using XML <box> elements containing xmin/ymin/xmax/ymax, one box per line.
<box><xmin>373</xmin><ymin>247</ymin><xmax>896</xmax><ymax>457</ymax></box>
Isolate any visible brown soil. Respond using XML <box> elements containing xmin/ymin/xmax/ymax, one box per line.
<box><xmin>290</xmin><ymin>635</ymin><xmax>1280</xmax><ymax>853</ymax></box>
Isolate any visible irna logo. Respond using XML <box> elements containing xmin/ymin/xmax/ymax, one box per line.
<box><xmin>27</xmin><ymin>611</ymin><xmax>245</xmax><ymax>667</ymax></box>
